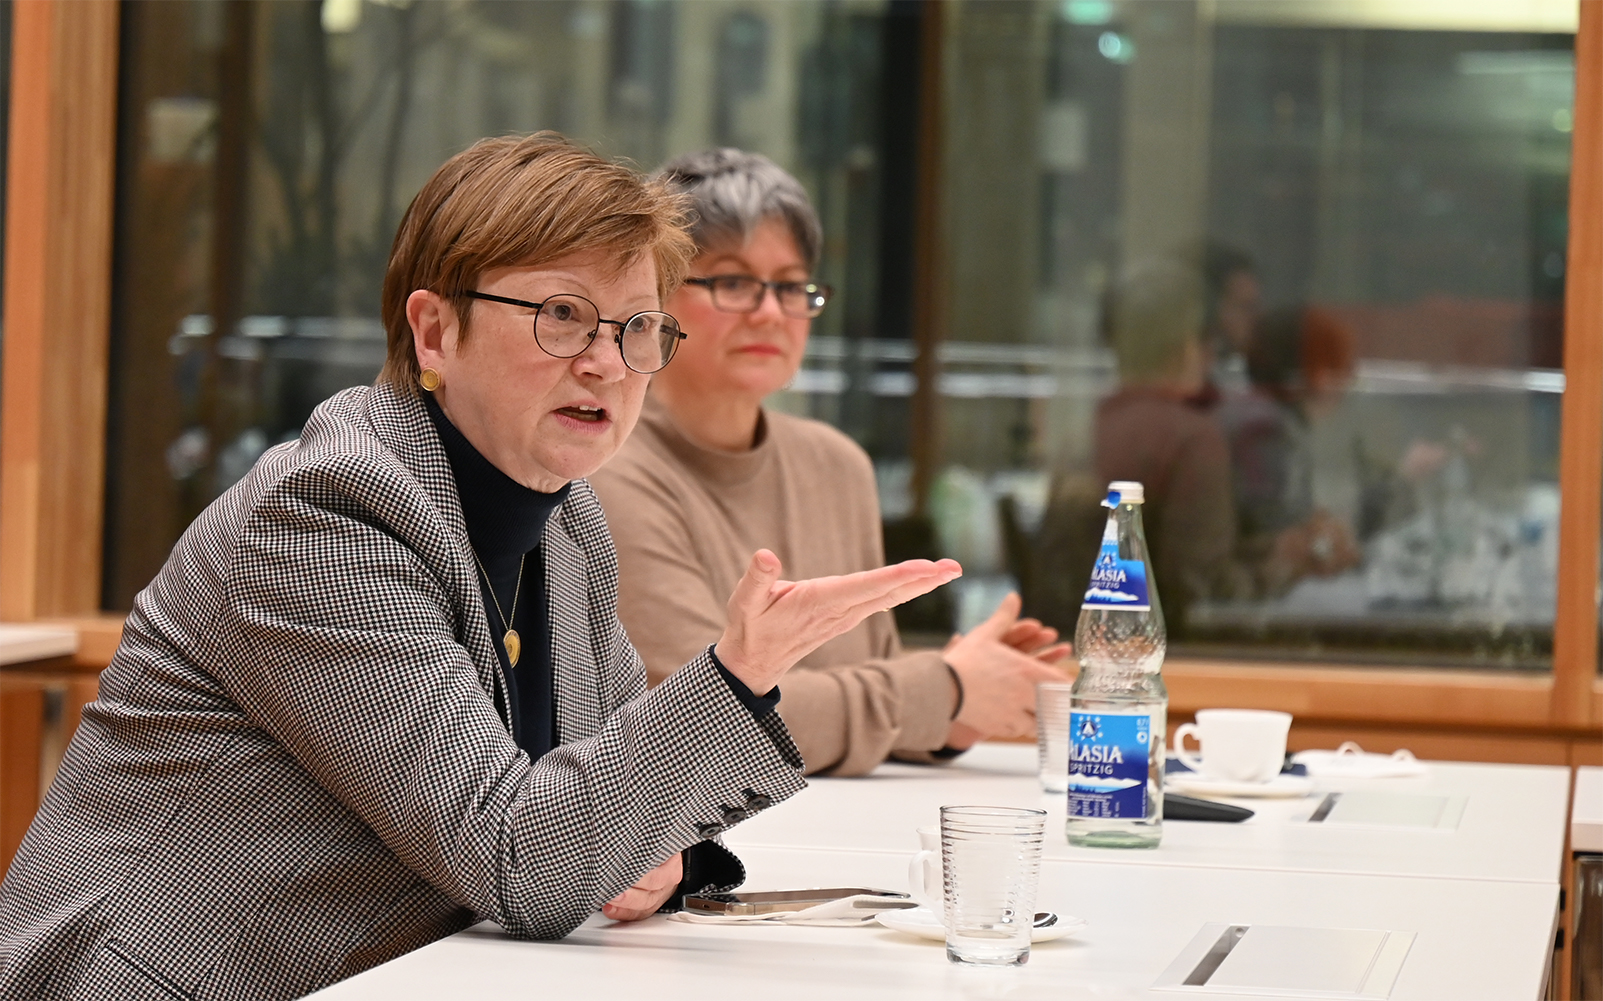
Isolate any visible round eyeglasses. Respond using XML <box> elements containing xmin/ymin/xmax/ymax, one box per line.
<box><xmin>464</xmin><ymin>290</ymin><xmax>687</xmax><ymax>375</ymax></box>
<box><xmin>683</xmin><ymin>275</ymin><xmax>833</xmax><ymax>319</ymax></box>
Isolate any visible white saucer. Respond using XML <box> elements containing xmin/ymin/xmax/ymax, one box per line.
<box><xmin>875</xmin><ymin>906</ymin><xmax>1087</xmax><ymax>943</ymax></box>
<box><xmin>1166</xmin><ymin>772</ymin><xmax>1314</xmax><ymax>799</ymax></box>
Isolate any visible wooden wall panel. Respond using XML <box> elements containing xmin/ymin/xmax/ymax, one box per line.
<box><xmin>45</xmin><ymin>614</ymin><xmax>124</xmax><ymax>668</ymax></box>
<box><xmin>0</xmin><ymin>0</ymin><xmax>120</xmax><ymax>621</ymax></box>
<box><xmin>1554</xmin><ymin>0</ymin><xmax>1603</xmax><ymax>728</ymax></box>
<box><xmin>0</xmin><ymin>686</ymin><xmax>42</xmax><ymax>867</ymax></box>
<box><xmin>1164</xmin><ymin>658</ymin><xmax>1558</xmax><ymax>728</ymax></box>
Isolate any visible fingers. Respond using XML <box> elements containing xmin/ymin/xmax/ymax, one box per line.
<box><xmin>1033</xmin><ymin>642</ymin><xmax>1074</xmax><ymax>664</ymax></box>
<box><xmin>602</xmin><ymin>854</ymin><xmax>684</xmax><ymax>923</ymax></box>
<box><xmin>836</xmin><ymin>563</ymin><xmax>964</xmax><ymax>624</ymax></box>
<box><xmin>969</xmin><ymin>591</ymin><xmax>1023</xmax><ymax>642</ymax></box>
<box><xmin>1001</xmin><ymin>620</ymin><xmax>1060</xmax><ymax>655</ymax></box>
<box><xmin>815</xmin><ymin>559</ymin><xmax>962</xmax><ymax>619</ymax></box>
<box><xmin>727</xmin><ymin>549</ymin><xmax>784</xmax><ymax>617</ymax></box>
<box><xmin>601</xmin><ymin>890</ymin><xmax>662</xmax><ymax>922</ymax></box>
<box><xmin>720</xmin><ymin>556</ymin><xmax>962</xmax><ymax>698</ymax></box>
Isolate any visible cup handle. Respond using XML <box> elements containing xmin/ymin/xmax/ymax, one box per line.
<box><xmin>1174</xmin><ymin>722</ymin><xmax>1204</xmax><ymax>773</ymax></box>
<box><xmin>907</xmin><ymin>850</ymin><xmax>937</xmax><ymax>908</ymax></box>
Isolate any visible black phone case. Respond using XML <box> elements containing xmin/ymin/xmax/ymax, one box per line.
<box><xmin>1164</xmin><ymin>793</ymin><xmax>1255</xmax><ymax>822</ymax></box>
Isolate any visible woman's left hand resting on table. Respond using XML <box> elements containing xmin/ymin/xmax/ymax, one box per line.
<box><xmin>603</xmin><ymin>854</ymin><xmax>684</xmax><ymax>921</ymax></box>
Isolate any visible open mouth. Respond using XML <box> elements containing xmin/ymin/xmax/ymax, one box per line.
<box><xmin>556</xmin><ymin>405</ymin><xmax>607</xmax><ymax>423</ymax></box>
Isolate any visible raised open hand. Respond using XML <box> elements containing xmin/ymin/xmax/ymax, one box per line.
<box><xmin>714</xmin><ymin>550</ymin><xmax>962</xmax><ymax>697</ymax></box>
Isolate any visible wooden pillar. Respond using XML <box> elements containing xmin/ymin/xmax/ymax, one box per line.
<box><xmin>0</xmin><ymin>0</ymin><xmax>121</xmax><ymax>622</ymax></box>
<box><xmin>1553</xmin><ymin>0</ymin><xmax>1603</xmax><ymax>729</ymax></box>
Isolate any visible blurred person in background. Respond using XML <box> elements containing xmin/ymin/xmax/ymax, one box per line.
<box><xmin>1037</xmin><ymin>258</ymin><xmax>1248</xmax><ymax>637</ymax></box>
<box><xmin>590</xmin><ymin>149</ymin><xmax>1069</xmax><ymax>777</ymax></box>
<box><xmin>1187</xmin><ymin>241</ymin><xmax>1262</xmax><ymax>408</ymax></box>
<box><xmin>1218</xmin><ymin>305</ymin><xmax>1361</xmax><ymax>595</ymax></box>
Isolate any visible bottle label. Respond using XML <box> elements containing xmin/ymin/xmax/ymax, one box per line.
<box><xmin>1081</xmin><ymin>541</ymin><xmax>1150</xmax><ymax>610</ymax></box>
<box><xmin>1067</xmin><ymin>711</ymin><xmax>1151</xmax><ymax>819</ymax></box>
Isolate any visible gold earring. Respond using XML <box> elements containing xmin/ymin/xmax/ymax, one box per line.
<box><xmin>419</xmin><ymin>368</ymin><xmax>441</xmax><ymax>392</ymax></box>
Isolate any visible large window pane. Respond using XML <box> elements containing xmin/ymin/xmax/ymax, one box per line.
<box><xmin>104</xmin><ymin>0</ymin><xmax>912</xmax><ymax>608</ymax></box>
<box><xmin>777</xmin><ymin>0</ymin><xmax>1576</xmax><ymax>669</ymax></box>
<box><xmin>104</xmin><ymin>0</ymin><xmax>1580</xmax><ymax>674</ymax></box>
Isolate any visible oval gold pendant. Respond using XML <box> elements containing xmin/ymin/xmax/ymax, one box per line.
<box><xmin>503</xmin><ymin>628</ymin><xmax>521</xmax><ymax>667</ymax></box>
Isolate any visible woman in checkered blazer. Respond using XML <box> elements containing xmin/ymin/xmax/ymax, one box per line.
<box><xmin>0</xmin><ymin>134</ymin><xmax>959</xmax><ymax>1001</ymax></box>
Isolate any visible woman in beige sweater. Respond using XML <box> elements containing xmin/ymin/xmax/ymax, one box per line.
<box><xmin>590</xmin><ymin>149</ymin><xmax>1068</xmax><ymax>776</ymax></box>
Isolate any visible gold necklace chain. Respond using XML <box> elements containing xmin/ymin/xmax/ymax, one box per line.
<box><xmin>471</xmin><ymin>549</ymin><xmax>525</xmax><ymax>668</ymax></box>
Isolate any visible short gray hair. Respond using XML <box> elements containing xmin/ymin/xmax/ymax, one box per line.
<box><xmin>655</xmin><ymin>148</ymin><xmax>822</xmax><ymax>268</ymax></box>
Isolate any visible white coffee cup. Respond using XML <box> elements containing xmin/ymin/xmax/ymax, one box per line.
<box><xmin>907</xmin><ymin>825</ymin><xmax>941</xmax><ymax>909</ymax></box>
<box><xmin>1173</xmin><ymin>708</ymin><xmax>1292</xmax><ymax>783</ymax></box>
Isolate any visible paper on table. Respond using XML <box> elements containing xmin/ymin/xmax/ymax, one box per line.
<box><xmin>1292</xmin><ymin>743</ymin><xmax>1428</xmax><ymax>779</ymax></box>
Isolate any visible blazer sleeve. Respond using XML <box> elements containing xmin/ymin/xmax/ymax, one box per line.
<box><xmin>208</xmin><ymin>459</ymin><xmax>806</xmax><ymax>941</ymax></box>
<box><xmin>770</xmin><ymin>652</ymin><xmax>953</xmax><ymax>775</ymax></box>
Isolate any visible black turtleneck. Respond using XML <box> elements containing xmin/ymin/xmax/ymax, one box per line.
<box><xmin>424</xmin><ymin>394</ymin><xmax>777</xmax><ymax>763</ymax></box>
<box><xmin>424</xmin><ymin>394</ymin><xmax>775</xmax><ymax>908</ymax></box>
<box><xmin>425</xmin><ymin>394</ymin><xmax>569</xmax><ymax>757</ymax></box>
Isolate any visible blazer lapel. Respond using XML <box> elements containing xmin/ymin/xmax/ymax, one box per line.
<box><xmin>363</xmin><ymin>382</ymin><xmax>506</xmax><ymax>717</ymax></box>
<box><xmin>544</xmin><ymin>508</ymin><xmax>602</xmax><ymax>744</ymax></box>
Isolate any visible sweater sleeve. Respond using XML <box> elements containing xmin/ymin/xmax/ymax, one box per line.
<box><xmin>588</xmin><ymin>467</ymin><xmax>732</xmax><ymax>689</ymax></box>
<box><xmin>769</xmin><ymin>649</ymin><xmax>954</xmax><ymax>776</ymax></box>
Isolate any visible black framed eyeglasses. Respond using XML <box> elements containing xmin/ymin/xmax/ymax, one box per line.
<box><xmin>463</xmin><ymin>290</ymin><xmax>687</xmax><ymax>375</ymax></box>
<box><xmin>683</xmin><ymin>275</ymin><xmax>833</xmax><ymax>319</ymax></box>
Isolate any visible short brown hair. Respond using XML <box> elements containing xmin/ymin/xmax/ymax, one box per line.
<box><xmin>379</xmin><ymin>132</ymin><xmax>696</xmax><ymax>390</ymax></box>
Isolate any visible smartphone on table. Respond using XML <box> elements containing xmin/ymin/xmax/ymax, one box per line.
<box><xmin>684</xmin><ymin>887</ymin><xmax>912</xmax><ymax>916</ymax></box>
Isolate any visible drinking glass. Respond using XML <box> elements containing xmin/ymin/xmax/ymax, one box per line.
<box><xmin>940</xmin><ymin>805</ymin><xmax>1047</xmax><ymax>966</ymax></box>
<box><xmin>1036</xmin><ymin>682</ymin><xmax>1075</xmax><ymax>793</ymax></box>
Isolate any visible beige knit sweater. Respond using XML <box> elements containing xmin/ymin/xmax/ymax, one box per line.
<box><xmin>588</xmin><ymin>394</ymin><xmax>955</xmax><ymax>776</ymax></box>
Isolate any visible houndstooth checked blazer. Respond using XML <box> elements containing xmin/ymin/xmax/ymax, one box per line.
<box><xmin>0</xmin><ymin>382</ymin><xmax>807</xmax><ymax>1001</ymax></box>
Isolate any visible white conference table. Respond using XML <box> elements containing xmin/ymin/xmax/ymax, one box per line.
<box><xmin>313</xmin><ymin>743</ymin><xmax>1566</xmax><ymax>1000</ymax></box>
<box><xmin>312</xmin><ymin>845</ymin><xmax>1557</xmax><ymax>1000</ymax></box>
<box><xmin>726</xmin><ymin>743</ymin><xmax>1570</xmax><ymax>885</ymax></box>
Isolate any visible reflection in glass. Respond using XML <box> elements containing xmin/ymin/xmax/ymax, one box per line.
<box><xmin>103</xmin><ymin>0</ymin><xmax>1579</xmax><ymax>672</ymax></box>
<box><xmin>778</xmin><ymin>1</ymin><xmax>1575</xmax><ymax>669</ymax></box>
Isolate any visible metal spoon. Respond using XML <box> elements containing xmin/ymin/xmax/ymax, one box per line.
<box><xmin>1033</xmin><ymin>912</ymin><xmax>1058</xmax><ymax>928</ymax></box>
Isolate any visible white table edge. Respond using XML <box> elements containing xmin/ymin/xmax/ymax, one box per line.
<box><xmin>724</xmin><ymin>837</ymin><xmax>1567</xmax><ymax>887</ymax></box>
<box><xmin>0</xmin><ymin>624</ymin><xmax>78</xmax><ymax>666</ymax></box>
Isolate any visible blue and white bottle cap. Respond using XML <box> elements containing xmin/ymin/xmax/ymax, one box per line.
<box><xmin>1106</xmin><ymin>480</ymin><xmax>1145</xmax><ymax>505</ymax></box>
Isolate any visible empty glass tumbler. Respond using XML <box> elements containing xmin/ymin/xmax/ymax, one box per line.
<box><xmin>1036</xmin><ymin>682</ymin><xmax>1075</xmax><ymax>793</ymax></box>
<box><xmin>940</xmin><ymin>806</ymin><xmax>1047</xmax><ymax>966</ymax></box>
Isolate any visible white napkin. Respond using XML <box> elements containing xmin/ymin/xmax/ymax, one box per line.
<box><xmin>668</xmin><ymin>894</ymin><xmax>915</xmax><ymax>927</ymax></box>
<box><xmin>1292</xmin><ymin>742</ymin><xmax>1429</xmax><ymax>778</ymax></box>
